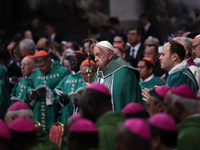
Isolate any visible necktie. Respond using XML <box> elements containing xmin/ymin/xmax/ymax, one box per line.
<box><xmin>130</xmin><ymin>48</ymin><xmax>135</xmax><ymax>58</ymax></box>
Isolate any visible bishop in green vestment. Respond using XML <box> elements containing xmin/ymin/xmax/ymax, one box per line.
<box><xmin>55</xmin><ymin>51</ymin><xmax>86</xmax><ymax>124</ymax></box>
<box><xmin>93</xmin><ymin>41</ymin><xmax>142</xmax><ymax>111</ymax></box>
<box><xmin>10</xmin><ymin>56</ymin><xmax>36</xmax><ymax>103</ymax></box>
<box><xmin>30</xmin><ymin>51</ymin><xmax>69</xmax><ymax>133</ymax></box>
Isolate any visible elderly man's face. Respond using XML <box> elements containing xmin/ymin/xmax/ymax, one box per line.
<box><xmin>163</xmin><ymin>92</ymin><xmax>178</xmax><ymax>123</ymax></box>
<box><xmin>94</xmin><ymin>46</ymin><xmax>111</xmax><ymax>69</ymax></box>
<box><xmin>21</xmin><ymin>57</ymin><xmax>35</xmax><ymax>77</ymax></box>
<box><xmin>193</xmin><ymin>36</ymin><xmax>200</xmax><ymax>58</ymax></box>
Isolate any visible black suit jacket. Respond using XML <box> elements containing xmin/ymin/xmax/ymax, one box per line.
<box><xmin>125</xmin><ymin>44</ymin><xmax>144</xmax><ymax>68</ymax></box>
<box><xmin>141</xmin><ymin>25</ymin><xmax>163</xmax><ymax>44</ymax></box>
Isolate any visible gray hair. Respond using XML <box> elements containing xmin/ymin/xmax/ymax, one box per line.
<box><xmin>144</xmin><ymin>37</ymin><xmax>160</xmax><ymax>47</ymax></box>
<box><xmin>19</xmin><ymin>38</ymin><xmax>36</xmax><ymax>50</ymax></box>
<box><xmin>173</xmin><ymin>37</ymin><xmax>193</xmax><ymax>56</ymax></box>
<box><xmin>171</xmin><ymin>93</ymin><xmax>198</xmax><ymax>114</ymax></box>
<box><xmin>6</xmin><ymin>109</ymin><xmax>34</xmax><ymax>121</ymax></box>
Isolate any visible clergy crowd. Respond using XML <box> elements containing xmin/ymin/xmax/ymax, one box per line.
<box><xmin>1</xmin><ymin>15</ymin><xmax>200</xmax><ymax>150</ymax></box>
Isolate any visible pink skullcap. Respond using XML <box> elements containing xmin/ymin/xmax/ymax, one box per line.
<box><xmin>155</xmin><ymin>86</ymin><xmax>171</xmax><ymax>98</ymax></box>
<box><xmin>124</xmin><ymin>118</ymin><xmax>151</xmax><ymax>139</ymax></box>
<box><xmin>0</xmin><ymin>119</ymin><xmax>11</xmax><ymax>140</ymax></box>
<box><xmin>87</xmin><ymin>83</ymin><xmax>111</xmax><ymax>97</ymax></box>
<box><xmin>34</xmin><ymin>50</ymin><xmax>48</xmax><ymax>58</ymax></box>
<box><xmin>170</xmin><ymin>84</ymin><xmax>196</xmax><ymax>99</ymax></box>
<box><xmin>71</xmin><ymin>113</ymin><xmax>82</xmax><ymax>121</ymax></box>
<box><xmin>148</xmin><ymin>113</ymin><xmax>177</xmax><ymax>131</ymax></box>
<box><xmin>9</xmin><ymin>117</ymin><xmax>36</xmax><ymax>132</ymax></box>
<box><xmin>122</xmin><ymin>102</ymin><xmax>145</xmax><ymax>114</ymax></box>
<box><xmin>69</xmin><ymin>118</ymin><xmax>98</xmax><ymax>132</ymax></box>
<box><xmin>7</xmin><ymin>101</ymin><xmax>31</xmax><ymax>111</ymax></box>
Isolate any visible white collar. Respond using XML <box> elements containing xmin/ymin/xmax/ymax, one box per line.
<box><xmin>72</xmin><ymin>71</ymin><xmax>81</xmax><ymax>75</ymax></box>
<box><xmin>168</xmin><ymin>61</ymin><xmax>188</xmax><ymax>74</ymax></box>
<box><xmin>194</xmin><ymin>58</ymin><xmax>200</xmax><ymax>65</ymax></box>
<box><xmin>141</xmin><ymin>74</ymin><xmax>154</xmax><ymax>82</ymax></box>
<box><xmin>144</xmin><ymin>22</ymin><xmax>151</xmax><ymax>32</ymax></box>
<box><xmin>51</xmin><ymin>33</ymin><xmax>56</xmax><ymax>41</ymax></box>
<box><xmin>131</xmin><ymin>43</ymin><xmax>141</xmax><ymax>51</ymax></box>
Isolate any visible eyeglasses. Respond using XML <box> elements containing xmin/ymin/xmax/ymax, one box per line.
<box><xmin>192</xmin><ymin>43</ymin><xmax>200</xmax><ymax>50</ymax></box>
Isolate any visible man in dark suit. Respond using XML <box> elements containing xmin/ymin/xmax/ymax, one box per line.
<box><xmin>44</xmin><ymin>23</ymin><xmax>62</xmax><ymax>43</ymax></box>
<box><xmin>125</xmin><ymin>28</ymin><xmax>144</xmax><ymax>68</ymax></box>
<box><xmin>139</xmin><ymin>12</ymin><xmax>162</xmax><ymax>45</ymax></box>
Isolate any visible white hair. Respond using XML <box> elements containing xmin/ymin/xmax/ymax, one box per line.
<box><xmin>171</xmin><ymin>93</ymin><xmax>198</xmax><ymax>114</ymax></box>
<box><xmin>19</xmin><ymin>38</ymin><xmax>36</xmax><ymax>50</ymax></box>
<box><xmin>6</xmin><ymin>109</ymin><xmax>34</xmax><ymax>121</ymax></box>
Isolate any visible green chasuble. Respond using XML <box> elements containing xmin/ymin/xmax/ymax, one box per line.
<box><xmin>196</xmin><ymin>62</ymin><xmax>200</xmax><ymax>68</ymax></box>
<box><xmin>0</xmin><ymin>80</ymin><xmax>11</xmax><ymax>120</ymax></box>
<box><xmin>95</xmin><ymin>111</ymin><xmax>126</xmax><ymax>150</ymax></box>
<box><xmin>177</xmin><ymin>115</ymin><xmax>200</xmax><ymax>150</ymax></box>
<box><xmin>10</xmin><ymin>74</ymin><xmax>35</xmax><ymax>103</ymax></box>
<box><xmin>55</xmin><ymin>71</ymin><xmax>86</xmax><ymax>124</ymax></box>
<box><xmin>165</xmin><ymin>68</ymin><xmax>199</xmax><ymax>94</ymax></box>
<box><xmin>36</xmin><ymin>126</ymin><xmax>59</xmax><ymax>150</ymax></box>
<box><xmin>30</xmin><ymin>61</ymin><xmax>69</xmax><ymax>133</ymax></box>
<box><xmin>139</xmin><ymin>76</ymin><xmax>163</xmax><ymax>90</ymax></box>
<box><xmin>93</xmin><ymin>55</ymin><xmax>143</xmax><ymax>111</ymax></box>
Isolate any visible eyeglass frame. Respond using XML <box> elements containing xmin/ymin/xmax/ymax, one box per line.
<box><xmin>192</xmin><ymin>43</ymin><xmax>200</xmax><ymax>50</ymax></box>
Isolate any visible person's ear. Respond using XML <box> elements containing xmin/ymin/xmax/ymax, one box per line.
<box><xmin>152</xmin><ymin>135</ymin><xmax>161</xmax><ymax>149</ymax></box>
<box><xmin>172</xmin><ymin>53</ymin><xmax>178</xmax><ymax>61</ymax></box>
<box><xmin>185</xmin><ymin>48</ymin><xmax>189</xmax><ymax>56</ymax></box>
<box><xmin>108</xmin><ymin>51</ymin><xmax>114</xmax><ymax>60</ymax></box>
<box><xmin>148</xmin><ymin>67</ymin><xmax>153</xmax><ymax>74</ymax></box>
<box><xmin>122</xmin><ymin>53</ymin><xmax>126</xmax><ymax>60</ymax></box>
<box><xmin>174</xmin><ymin>101</ymin><xmax>183</xmax><ymax>114</ymax></box>
<box><xmin>157</xmin><ymin>102</ymin><xmax>164</xmax><ymax>112</ymax></box>
<box><xmin>11</xmin><ymin>114</ymin><xmax>18</xmax><ymax>121</ymax></box>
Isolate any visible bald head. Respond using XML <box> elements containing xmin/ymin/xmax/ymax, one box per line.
<box><xmin>21</xmin><ymin>57</ymin><xmax>35</xmax><ymax>77</ymax></box>
<box><xmin>193</xmin><ymin>34</ymin><xmax>200</xmax><ymax>58</ymax></box>
<box><xmin>36</xmin><ymin>37</ymin><xmax>47</xmax><ymax>50</ymax></box>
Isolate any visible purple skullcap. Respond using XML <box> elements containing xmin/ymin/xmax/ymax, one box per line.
<box><xmin>0</xmin><ymin>119</ymin><xmax>11</xmax><ymax>140</ymax></box>
<box><xmin>124</xmin><ymin>118</ymin><xmax>151</xmax><ymax>139</ymax></box>
<box><xmin>155</xmin><ymin>85</ymin><xmax>171</xmax><ymax>98</ymax></box>
<box><xmin>87</xmin><ymin>83</ymin><xmax>111</xmax><ymax>97</ymax></box>
<box><xmin>148</xmin><ymin>113</ymin><xmax>177</xmax><ymax>131</ymax></box>
<box><xmin>169</xmin><ymin>84</ymin><xmax>196</xmax><ymax>99</ymax></box>
<box><xmin>7</xmin><ymin>101</ymin><xmax>31</xmax><ymax>111</ymax></box>
<box><xmin>122</xmin><ymin>102</ymin><xmax>145</xmax><ymax>114</ymax></box>
<box><xmin>69</xmin><ymin>118</ymin><xmax>98</xmax><ymax>132</ymax></box>
<box><xmin>71</xmin><ymin>113</ymin><xmax>82</xmax><ymax>121</ymax></box>
<box><xmin>9</xmin><ymin>117</ymin><xmax>36</xmax><ymax>132</ymax></box>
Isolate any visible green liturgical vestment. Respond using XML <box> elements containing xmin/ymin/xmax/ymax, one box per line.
<box><xmin>165</xmin><ymin>68</ymin><xmax>199</xmax><ymax>93</ymax></box>
<box><xmin>177</xmin><ymin>114</ymin><xmax>200</xmax><ymax>150</ymax></box>
<box><xmin>36</xmin><ymin>126</ymin><xmax>59</xmax><ymax>150</ymax></box>
<box><xmin>0</xmin><ymin>80</ymin><xmax>11</xmax><ymax>120</ymax></box>
<box><xmin>93</xmin><ymin>55</ymin><xmax>143</xmax><ymax>110</ymax></box>
<box><xmin>139</xmin><ymin>76</ymin><xmax>163</xmax><ymax>91</ymax></box>
<box><xmin>55</xmin><ymin>71</ymin><xmax>86</xmax><ymax>124</ymax></box>
<box><xmin>10</xmin><ymin>76</ymin><xmax>34</xmax><ymax>103</ymax></box>
<box><xmin>30</xmin><ymin>61</ymin><xmax>69</xmax><ymax>133</ymax></box>
<box><xmin>95</xmin><ymin>111</ymin><xmax>126</xmax><ymax>150</ymax></box>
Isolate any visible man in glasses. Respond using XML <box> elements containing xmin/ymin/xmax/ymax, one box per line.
<box><xmin>192</xmin><ymin>34</ymin><xmax>200</xmax><ymax>67</ymax></box>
